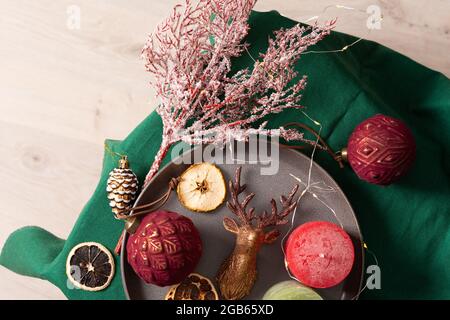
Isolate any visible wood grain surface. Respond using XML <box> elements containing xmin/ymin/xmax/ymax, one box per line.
<box><xmin>0</xmin><ymin>0</ymin><xmax>449</xmax><ymax>299</ymax></box>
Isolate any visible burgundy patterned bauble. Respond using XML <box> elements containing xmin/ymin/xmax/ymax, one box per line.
<box><xmin>126</xmin><ymin>210</ymin><xmax>202</xmax><ymax>286</ymax></box>
<box><xmin>346</xmin><ymin>114</ymin><xmax>416</xmax><ymax>185</ymax></box>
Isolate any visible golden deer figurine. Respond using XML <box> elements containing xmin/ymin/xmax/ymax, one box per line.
<box><xmin>217</xmin><ymin>167</ymin><xmax>299</xmax><ymax>300</ymax></box>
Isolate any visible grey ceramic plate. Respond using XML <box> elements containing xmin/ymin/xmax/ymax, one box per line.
<box><xmin>121</xmin><ymin>143</ymin><xmax>364</xmax><ymax>300</ymax></box>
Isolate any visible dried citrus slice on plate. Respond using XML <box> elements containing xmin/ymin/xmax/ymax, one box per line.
<box><xmin>165</xmin><ymin>273</ymin><xmax>219</xmax><ymax>300</ymax></box>
<box><xmin>66</xmin><ymin>242</ymin><xmax>114</xmax><ymax>291</ymax></box>
<box><xmin>177</xmin><ymin>162</ymin><xmax>226</xmax><ymax>213</ymax></box>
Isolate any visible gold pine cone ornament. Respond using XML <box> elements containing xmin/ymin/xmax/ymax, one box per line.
<box><xmin>107</xmin><ymin>156</ymin><xmax>139</xmax><ymax>218</ymax></box>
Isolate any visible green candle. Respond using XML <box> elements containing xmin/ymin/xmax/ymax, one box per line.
<box><xmin>262</xmin><ymin>280</ymin><xmax>323</xmax><ymax>300</ymax></box>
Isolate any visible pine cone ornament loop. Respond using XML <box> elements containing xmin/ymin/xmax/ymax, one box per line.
<box><xmin>118</xmin><ymin>156</ymin><xmax>130</xmax><ymax>169</ymax></box>
<box><xmin>107</xmin><ymin>156</ymin><xmax>139</xmax><ymax>218</ymax></box>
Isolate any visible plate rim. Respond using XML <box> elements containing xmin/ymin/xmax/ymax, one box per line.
<box><xmin>120</xmin><ymin>142</ymin><xmax>365</xmax><ymax>300</ymax></box>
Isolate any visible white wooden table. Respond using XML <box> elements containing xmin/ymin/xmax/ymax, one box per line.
<box><xmin>1</xmin><ymin>0</ymin><xmax>449</xmax><ymax>299</ymax></box>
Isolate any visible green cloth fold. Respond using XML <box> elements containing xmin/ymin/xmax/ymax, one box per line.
<box><xmin>1</xmin><ymin>11</ymin><xmax>449</xmax><ymax>300</ymax></box>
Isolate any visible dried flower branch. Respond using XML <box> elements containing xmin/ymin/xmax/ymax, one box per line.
<box><xmin>141</xmin><ymin>0</ymin><xmax>335</xmax><ymax>185</ymax></box>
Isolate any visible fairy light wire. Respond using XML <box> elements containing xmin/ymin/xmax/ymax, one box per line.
<box><xmin>280</xmin><ymin>110</ymin><xmax>329</xmax><ymax>282</ymax></box>
<box><xmin>104</xmin><ymin>142</ymin><xmax>127</xmax><ymax>160</ymax></box>
<box><xmin>231</xmin><ymin>3</ymin><xmax>385</xmax><ymax>299</ymax></box>
<box><xmin>232</xmin><ymin>5</ymin><xmax>384</xmax><ymax>296</ymax></box>
<box><xmin>302</xmin><ymin>37</ymin><xmax>363</xmax><ymax>54</ymax></box>
<box><xmin>281</xmin><ymin>110</ymin><xmax>381</xmax><ymax>300</ymax></box>
<box><xmin>275</xmin><ymin>4</ymin><xmax>383</xmax><ymax>55</ymax></box>
<box><xmin>300</xmin><ymin>3</ymin><xmax>384</xmax><ymax>55</ymax></box>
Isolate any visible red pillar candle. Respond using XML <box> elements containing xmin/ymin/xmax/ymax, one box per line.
<box><xmin>285</xmin><ymin>221</ymin><xmax>354</xmax><ymax>288</ymax></box>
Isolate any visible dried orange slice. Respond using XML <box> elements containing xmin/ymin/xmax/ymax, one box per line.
<box><xmin>177</xmin><ymin>163</ymin><xmax>226</xmax><ymax>213</ymax></box>
<box><xmin>66</xmin><ymin>242</ymin><xmax>114</xmax><ymax>292</ymax></box>
<box><xmin>165</xmin><ymin>273</ymin><xmax>219</xmax><ymax>300</ymax></box>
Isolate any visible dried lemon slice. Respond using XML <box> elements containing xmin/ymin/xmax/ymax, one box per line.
<box><xmin>177</xmin><ymin>163</ymin><xmax>226</xmax><ymax>213</ymax></box>
<box><xmin>66</xmin><ymin>242</ymin><xmax>114</xmax><ymax>292</ymax></box>
<box><xmin>165</xmin><ymin>273</ymin><xmax>219</xmax><ymax>300</ymax></box>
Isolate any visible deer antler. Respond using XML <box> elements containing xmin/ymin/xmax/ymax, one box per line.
<box><xmin>226</xmin><ymin>167</ymin><xmax>299</xmax><ymax>228</ymax></box>
<box><xmin>257</xmin><ymin>184</ymin><xmax>299</xmax><ymax>229</ymax></box>
<box><xmin>226</xmin><ymin>166</ymin><xmax>256</xmax><ymax>226</ymax></box>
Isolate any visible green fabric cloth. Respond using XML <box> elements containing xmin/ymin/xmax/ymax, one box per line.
<box><xmin>1</xmin><ymin>11</ymin><xmax>449</xmax><ymax>300</ymax></box>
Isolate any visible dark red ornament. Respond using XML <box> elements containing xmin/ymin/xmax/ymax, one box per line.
<box><xmin>346</xmin><ymin>114</ymin><xmax>416</xmax><ymax>185</ymax></box>
<box><xmin>126</xmin><ymin>210</ymin><xmax>202</xmax><ymax>286</ymax></box>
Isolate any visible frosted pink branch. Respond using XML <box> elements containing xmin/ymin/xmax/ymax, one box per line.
<box><xmin>141</xmin><ymin>0</ymin><xmax>335</xmax><ymax>185</ymax></box>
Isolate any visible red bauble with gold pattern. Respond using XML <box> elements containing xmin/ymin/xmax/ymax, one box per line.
<box><xmin>346</xmin><ymin>114</ymin><xmax>416</xmax><ymax>185</ymax></box>
<box><xmin>126</xmin><ymin>210</ymin><xmax>202</xmax><ymax>286</ymax></box>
